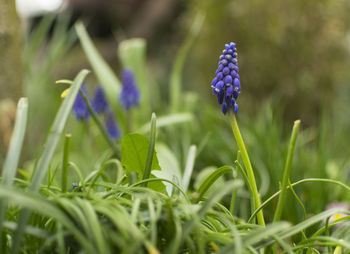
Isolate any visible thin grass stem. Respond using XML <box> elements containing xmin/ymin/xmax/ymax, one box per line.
<box><xmin>61</xmin><ymin>134</ymin><xmax>71</xmax><ymax>193</ymax></box>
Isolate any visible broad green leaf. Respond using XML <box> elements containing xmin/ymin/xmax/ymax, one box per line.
<box><xmin>121</xmin><ymin>133</ymin><xmax>161</xmax><ymax>178</ymax></box>
<box><xmin>152</xmin><ymin>143</ymin><xmax>182</xmax><ymax>194</ymax></box>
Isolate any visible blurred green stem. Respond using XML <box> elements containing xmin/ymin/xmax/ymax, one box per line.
<box><xmin>79</xmin><ymin>89</ymin><xmax>120</xmax><ymax>156</ymax></box>
<box><xmin>61</xmin><ymin>134</ymin><xmax>71</xmax><ymax>192</ymax></box>
<box><xmin>229</xmin><ymin>111</ymin><xmax>265</xmax><ymax>226</ymax></box>
<box><xmin>273</xmin><ymin>120</ymin><xmax>301</xmax><ymax>222</ymax></box>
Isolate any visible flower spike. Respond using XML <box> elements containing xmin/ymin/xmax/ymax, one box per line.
<box><xmin>73</xmin><ymin>84</ymin><xmax>90</xmax><ymax>121</ymax></box>
<box><xmin>120</xmin><ymin>69</ymin><xmax>140</xmax><ymax>110</ymax></box>
<box><xmin>211</xmin><ymin>42</ymin><xmax>240</xmax><ymax>115</ymax></box>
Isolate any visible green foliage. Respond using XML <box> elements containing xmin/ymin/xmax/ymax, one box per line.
<box><xmin>121</xmin><ymin>134</ymin><xmax>161</xmax><ymax>177</ymax></box>
<box><xmin>1</xmin><ymin>3</ymin><xmax>350</xmax><ymax>253</ymax></box>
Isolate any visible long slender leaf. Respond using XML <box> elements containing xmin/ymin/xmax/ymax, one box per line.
<box><xmin>182</xmin><ymin>145</ymin><xmax>197</xmax><ymax>192</ymax></box>
<box><xmin>0</xmin><ymin>185</ymin><xmax>97</xmax><ymax>253</ymax></box>
<box><xmin>0</xmin><ymin>98</ymin><xmax>28</xmax><ymax>246</ymax></box>
<box><xmin>1</xmin><ymin>98</ymin><xmax>28</xmax><ymax>184</ymax></box>
<box><xmin>195</xmin><ymin>165</ymin><xmax>234</xmax><ymax>202</ymax></box>
<box><xmin>11</xmin><ymin>69</ymin><xmax>89</xmax><ymax>254</ymax></box>
<box><xmin>138</xmin><ymin>113</ymin><xmax>193</xmax><ymax>134</ymax></box>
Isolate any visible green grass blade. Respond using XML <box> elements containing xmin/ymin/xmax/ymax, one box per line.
<box><xmin>195</xmin><ymin>166</ymin><xmax>234</xmax><ymax>202</ymax></box>
<box><xmin>0</xmin><ymin>97</ymin><xmax>28</xmax><ymax>247</ymax></box>
<box><xmin>274</xmin><ymin>120</ymin><xmax>301</xmax><ymax>222</ymax></box>
<box><xmin>0</xmin><ymin>185</ymin><xmax>97</xmax><ymax>253</ymax></box>
<box><xmin>11</xmin><ymin>69</ymin><xmax>89</xmax><ymax>254</ymax></box>
<box><xmin>61</xmin><ymin>134</ymin><xmax>71</xmax><ymax>193</ymax></box>
<box><xmin>75</xmin><ymin>22</ymin><xmax>127</xmax><ymax>132</ymax></box>
<box><xmin>248</xmin><ymin>178</ymin><xmax>350</xmax><ymax>223</ymax></box>
<box><xmin>256</xmin><ymin>208</ymin><xmax>348</xmax><ymax>249</ymax></box>
<box><xmin>137</xmin><ymin>113</ymin><xmax>193</xmax><ymax>134</ymax></box>
<box><xmin>1</xmin><ymin>98</ymin><xmax>28</xmax><ymax>184</ymax></box>
<box><xmin>30</xmin><ymin>69</ymin><xmax>89</xmax><ymax>191</ymax></box>
<box><xmin>182</xmin><ymin>145</ymin><xmax>197</xmax><ymax>192</ymax></box>
<box><xmin>75</xmin><ymin>22</ymin><xmax>121</xmax><ymax>103</ymax></box>
<box><xmin>142</xmin><ymin>113</ymin><xmax>157</xmax><ymax>186</ymax></box>
<box><xmin>170</xmin><ymin>12</ymin><xmax>205</xmax><ymax>112</ymax></box>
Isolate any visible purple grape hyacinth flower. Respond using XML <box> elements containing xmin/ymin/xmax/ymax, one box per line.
<box><xmin>211</xmin><ymin>42</ymin><xmax>241</xmax><ymax>115</ymax></box>
<box><xmin>105</xmin><ymin>111</ymin><xmax>120</xmax><ymax>140</ymax></box>
<box><xmin>73</xmin><ymin>84</ymin><xmax>90</xmax><ymax>121</ymax></box>
<box><xmin>120</xmin><ymin>69</ymin><xmax>140</xmax><ymax>110</ymax></box>
<box><xmin>91</xmin><ymin>86</ymin><xmax>108</xmax><ymax>114</ymax></box>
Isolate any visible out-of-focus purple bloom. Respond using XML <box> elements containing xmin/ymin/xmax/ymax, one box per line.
<box><xmin>105</xmin><ymin>111</ymin><xmax>120</xmax><ymax>140</ymax></box>
<box><xmin>120</xmin><ymin>69</ymin><xmax>140</xmax><ymax>110</ymax></box>
<box><xmin>92</xmin><ymin>86</ymin><xmax>108</xmax><ymax>114</ymax></box>
<box><xmin>211</xmin><ymin>42</ymin><xmax>240</xmax><ymax>115</ymax></box>
<box><xmin>325</xmin><ymin>202</ymin><xmax>350</xmax><ymax>229</ymax></box>
<box><xmin>73</xmin><ymin>84</ymin><xmax>90</xmax><ymax>121</ymax></box>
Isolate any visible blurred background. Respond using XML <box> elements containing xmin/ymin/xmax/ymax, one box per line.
<box><xmin>1</xmin><ymin>0</ymin><xmax>350</xmax><ymax>222</ymax></box>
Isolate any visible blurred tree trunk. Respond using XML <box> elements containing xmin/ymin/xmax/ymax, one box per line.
<box><xmin>0</xmin><ymin>0</ymin><xmax>22</xmax><ymax>162</ymax></box>
<box><xmin>0</xmin><ymin>0</ymin><xmax>22</xmax><ymax>100</ymax></box>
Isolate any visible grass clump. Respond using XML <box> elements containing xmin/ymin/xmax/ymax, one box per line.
<box><xmin>1</xmin><ymin>19</ymin><xmax>350</xmax><ymax>254</ymax></box>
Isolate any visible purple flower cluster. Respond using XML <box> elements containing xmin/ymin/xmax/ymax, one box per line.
<box><xmin>105</xmin><ymin>111</ymin><xmax>120</xmax><ymax>140</ymax></box>
<box><xmin>73</xmin><ymin>84</ymin><xmax>90</xmax><ymax>121</ymax></box>
<box><xmin>91</xmin><ymin>86</ymin><xmax>109</xmax><ymax>114</ymax></box>
<box><xmin>72</xmin><ymin>84</ymin><xmax>120</xmax><ymax>139</ymax></box>
<box><xmin>120</xmin><ymin>69</ymin><xmax>140</xmax><ymax>110</ymax></box>
<box><xmin>211</xmin><ymin>42</ymin><xmax>241</xmax><ymax>115</ymax></box>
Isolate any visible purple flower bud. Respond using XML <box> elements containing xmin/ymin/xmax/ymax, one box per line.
<box><xmin>218</xmin><ymin>92</ymin><xmax>224</xmax><ymax>104</ymax></box>
<box><xmin>233</xmin><ymin>104</ymin><xmax>239</xmax><ymax>114</ymax></box>
<box><xmin>225</xmin><ymin>54</ymin><xmax>232</xmax><ymax>61</ymax></box>
<box><xmin>215</xmin><ymin>81</ymin><xmax>224</xmax><ymax>91</ymax></box>
<box><xmin>224</xmin><ymin>75</ymin><xmax>233</xmax><ymax>84</ymax></box>
<box><xmin>222</xmin><ymin>102</ymin><xmax>228</xmax><ymax>114</ymax></box>
<box><xmin>223</xmin><ymin>67</ymin><xmax>230</xmax><ymax>75</ymax></box>
<box><xmin>211</xmin><ymin>77</ymin><xmax>218</xmax><ymax>87</ymax></box>
<box><xmin>216</xmin><ymin>72</ymin><xmax>224</xmax><ymax>80</ymax></box>
<box><xmin>221</xmin><ymin>59</ymin><xmax>228</xmax><ymax>66</ymax></box>
<box><xmin>234</xmin><ymin>78</ymin><xmax>240</xmax><ymax>89</ymax></box>
<box><xmin>226</xmin><ymin>85</ymin><xmax>234</xmax><ymax>96</ymax></box>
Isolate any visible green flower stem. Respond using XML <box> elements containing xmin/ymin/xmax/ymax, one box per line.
<box><xmin>273</xmin><ymin>120</ymin><xmax>301</xmax><ymax>222</ymax></box>
<box><xmin>79</xmin><ymin>89</ymin><xmax>120</xmax><ymax>156</ymax></box>
<box><xmin>61</xmin><ymin>134</ymin><xmax>71</xmax><ymax>193</ymax></box>
<box><xmin>229</xmin><ymin>111</ymin><xmax>265</xmax><ymax>226</ymax></box>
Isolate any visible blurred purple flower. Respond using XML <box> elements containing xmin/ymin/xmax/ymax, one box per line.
<box><xmin>92</xmin><ymin>86</ymin><xmax>108</xmax><ymax>114</ymax></box>
<box><xmin>73</xmin><ymin>84</ymin><xmax>90</xmax><ymax>121</ymax></box>
<box><xmin>105</xmin><ymin>111</ymin><xmax>120</xmax><ymax>140</ymax></box>
<box><xmin>120</xmin><ymin>69</ymin><xmax>140</xmax><ymax>110</ymax></box>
